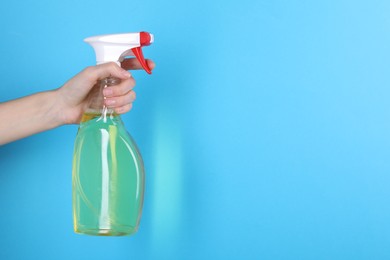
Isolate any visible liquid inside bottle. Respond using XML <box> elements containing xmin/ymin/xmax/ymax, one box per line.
<box><xmin>72</xmin><ymin>77</ymin><xmax>145</xmax><ymax>236</ymax></box>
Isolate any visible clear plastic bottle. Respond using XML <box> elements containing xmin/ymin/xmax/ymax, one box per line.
<box><xmin>72</xmin><ymin>77</ymin><xmax>145</xmax><ymax>236</ymax></box>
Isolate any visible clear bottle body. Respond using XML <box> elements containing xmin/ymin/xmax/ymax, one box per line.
<box><xmin>72</xmin><ymin>78</ymin><xmax>145</xmax><ymax>236</ymax></box>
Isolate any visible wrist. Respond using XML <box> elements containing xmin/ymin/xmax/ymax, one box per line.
<box><xmin>52</xmin><ymin>88</ymin><xmax>84</xmax><ymax>125</ymax></box>
<box><xmin>40</xmin><ymin>90</ymin><xmax>61</xmax><ymax>128</ymax></box>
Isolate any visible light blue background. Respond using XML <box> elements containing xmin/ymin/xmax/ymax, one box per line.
<box><xmin>1</xmin><ymin>0</ymin><xmax>390</xmax><ymax>259</ymax></box>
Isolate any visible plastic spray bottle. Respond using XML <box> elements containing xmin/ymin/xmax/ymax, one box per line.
<box><xmin>72</xmin><ymin>32</ymin><xmax>153</xmax><ymax>236</ymax></box>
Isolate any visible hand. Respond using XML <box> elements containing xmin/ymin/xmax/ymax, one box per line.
<box><xmin>56</xmin><ymin>59</ymin><xmax>155</xmax><ymax>124</ymax></box>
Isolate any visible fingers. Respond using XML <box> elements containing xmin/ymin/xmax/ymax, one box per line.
<box><xmin>121</xmin><ymin>58</ymin><xmax>155</xmax><ymax>71</ymax></box>
<box><xmin>103</xmin><ymin>77</ymin><xmax>135</xmax><ymax>97</ymax></box>
<box><xmin>103</xmin><ymin>78</ymin><xmax>137</xmax><ymax>114</ymax></box>
<box><xmin>106</xmin><ymin>95</ymin><xmax>135</xmax><ymax>114</ymax></box>
<box><xmin>78</xmin><ymin>60</ymin><xmax>154</xmax><ymax>115</ymax></box>
<box><xmin>104</xmin><ymin>90</ymin><xmax>136</xmax><ymax>108</ymax></box>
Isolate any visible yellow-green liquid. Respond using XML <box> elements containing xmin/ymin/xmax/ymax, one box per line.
<box><xmin>72</xmin><ymin>113</ymin><xmax>145</xmax><ymax>236</ymax></box>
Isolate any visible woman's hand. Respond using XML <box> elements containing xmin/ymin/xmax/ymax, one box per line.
<box><xmin>56</xmin><ymin>59</ymin><xmax>155</xmax><ymax>124</ymax></box>
<box><xmin>0</xmin><ymin>58</ymin><xmax>155</xmax><ymax>145</ymax></box>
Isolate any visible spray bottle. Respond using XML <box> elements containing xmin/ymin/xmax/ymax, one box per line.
<box><xmin>72</xmin><ymin>32</ymin><xmax>153</xmax><ymax>236</ymax></box>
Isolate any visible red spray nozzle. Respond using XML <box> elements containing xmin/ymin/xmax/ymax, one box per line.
<box><xmin>140</xmin><ymin>31</ymin><xmax>152</xmax><ymax>46</ymax></box>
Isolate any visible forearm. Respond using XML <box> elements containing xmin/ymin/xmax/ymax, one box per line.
<box><xmin>0</xmin><ymin>90</ymin><xmax>63</xmax><ymax>145</ymax></box>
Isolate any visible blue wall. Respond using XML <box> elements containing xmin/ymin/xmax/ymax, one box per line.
<box><xmin>1</xmin><ymin>0</ymin><xmax>390</xmax><ymax>259</ymax></box>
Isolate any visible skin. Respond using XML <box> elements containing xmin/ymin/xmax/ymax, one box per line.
<box><xmin>0</xmin><ymin>59</ymin><xmax>155</xmax><ymax>145</ymax></box>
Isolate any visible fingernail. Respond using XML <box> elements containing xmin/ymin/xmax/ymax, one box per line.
<box><xmin>103</xmin><ymin>88</ymin><xmax>113</xmax><ymax>97</ymax></box>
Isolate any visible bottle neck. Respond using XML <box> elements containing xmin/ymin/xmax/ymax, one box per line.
<box><xmin>81</xmin><ymin>77</ymin><xmax>121</xmax><ymax>123</ymax></box>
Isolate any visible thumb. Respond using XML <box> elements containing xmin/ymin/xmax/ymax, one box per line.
<box><xmin>87</xmin><ymin>62</ymin><xmax>132</xmax><ymax>82</ymax></box>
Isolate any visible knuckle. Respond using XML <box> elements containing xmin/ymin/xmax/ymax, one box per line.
<box><xmin>124</xmin><ymin>94</ymin><xmax>132</xmax><ymax>104</ymax></box>
<box><xmin>119</xmin><ymin>79</ymin><xmax>135</xmax><ymax>94</ymax></box>
<box><xmin>124</xmin><ymin>78</ymin><xmax>136</xmax><ymax>90</ymax></box>
<box><xmin>130</xmin><ymin>77</ymin><xmax>136</xmax><ymax>85</ymax></box>
<box><xmin>124</xmin><ymin>91</ymin><xmax>136</xmax><ymax>103</ymax></box>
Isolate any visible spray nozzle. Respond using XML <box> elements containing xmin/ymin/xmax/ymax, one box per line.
<box><xmin>84</xmin><ymin>31</ymin><xmax>154</xmax><ymax>74</ymax></box>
